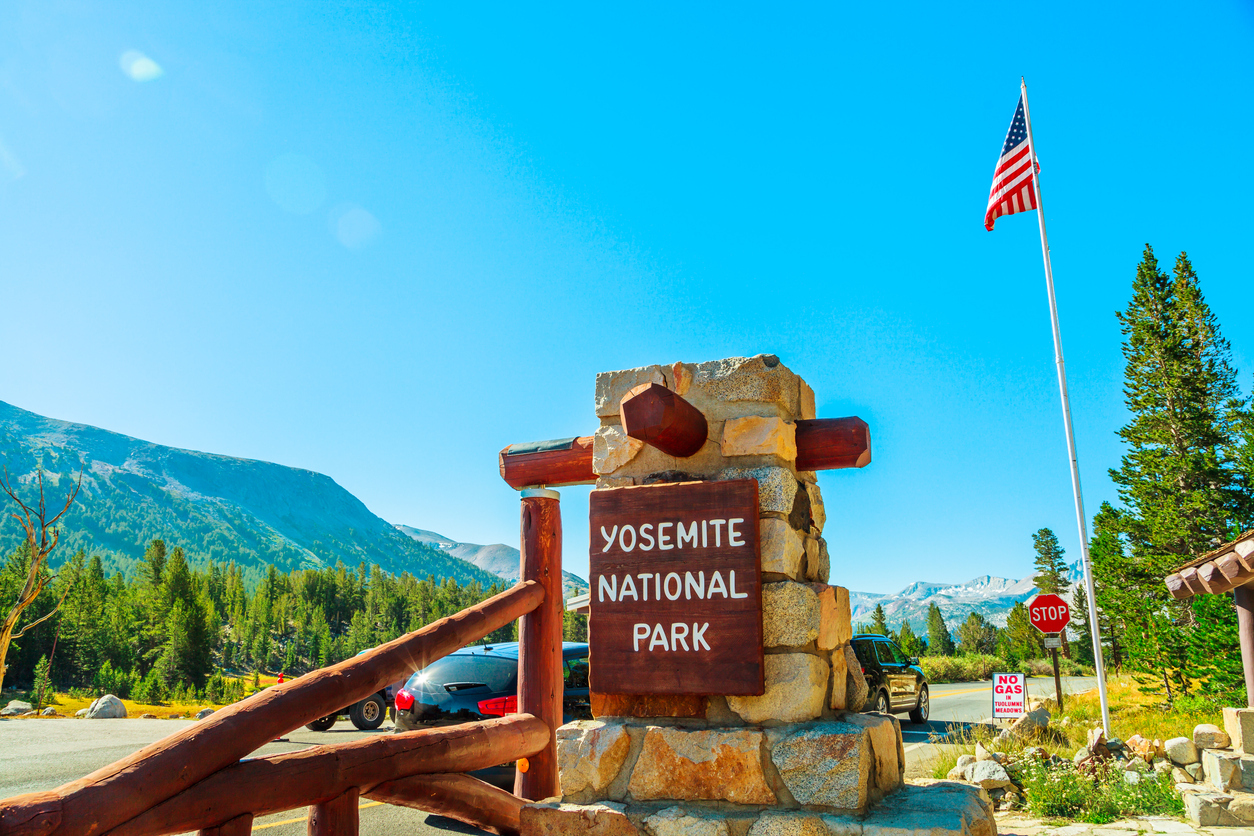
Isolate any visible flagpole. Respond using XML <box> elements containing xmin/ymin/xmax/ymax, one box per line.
<box><xmin>1019</xmin><ymin>77</ymin><xmax>1112</xmax><ymax>737</ymax></box>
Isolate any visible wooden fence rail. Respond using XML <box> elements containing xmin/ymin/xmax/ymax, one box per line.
<box><xmin>0</xmin><ymin>581</ymin><xmax>545</xmax><ymax>836</ymax></box>
<box><xmin>107</xmin><ymin>715</ymin><xmax>548</xmax><ymax>836</ymax></box>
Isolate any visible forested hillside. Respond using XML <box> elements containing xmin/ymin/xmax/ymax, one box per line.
<box><xmin>0</xmin><ymin>401</ymin><xmax>499</xmax><ymax>587</ymax></box>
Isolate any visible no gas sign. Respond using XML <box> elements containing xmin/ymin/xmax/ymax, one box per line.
<box><xmin>992</xmin><ymin>671</ymin><xmax>1027</xmax><ymax>718</ymax></box>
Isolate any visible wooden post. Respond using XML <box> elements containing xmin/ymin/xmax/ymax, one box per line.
<box><xmin>1234</xmin><ymin>584</ymin><xmax>1254</xmax><ymax>708</ymax></box>
<box><xmin>198</xmin><ymin>814</ymin><xmax>252</xmax><ymax>836</ymax></box>
<box><xmin>1050</xmin><ymin>645</ymin><xmax>1064</xmax><ymax>712</ymax></box>
<box><xmin>308</xmin><ymin>788</ymin><xmax>358</xmax><ymax>836</ymax></box>
<box><xmin>515</xmin><ymin>488</ymin><xmax>562</xmax><ymax>801</ymax></box>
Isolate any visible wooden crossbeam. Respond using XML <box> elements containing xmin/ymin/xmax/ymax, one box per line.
<box><xmin>0</xmin><ymin>582</ymin><xmax>545</xmax><ymax>836</ymax></box>
<box><xmin>366</xmin><ymin>774</ymin><xmax>525</xmax><ymax>836</ymax></box>
<box><xmin>105</xmin><ymin>715</ymin><xmax>548</xmax><ymax>836</ymax></box>
<box><xmin>620</xmin><ymin>382</ymin><xmax>709</xmax><ymax>457</ymax></box>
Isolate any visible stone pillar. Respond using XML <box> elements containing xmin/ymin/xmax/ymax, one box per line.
<box><xmin>517</xmin><ymin>356</ymin><xmax>986</xmax><ymax>836</ymax></box>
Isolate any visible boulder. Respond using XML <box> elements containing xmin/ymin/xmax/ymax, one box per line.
<box><xmin>523</xmin><ymin>802</ymin><xmax>640</xmax><ymax>836</ymax></box>
<box><xmin>1166</xmin><ymin>736</ymin><xmax>1200</xmax><ymax>765</ymax></box>
<box><xmin>770</xmin><ymin>721</ymin><xmax>873</xmax><ymax>810</ymax></box>
<box><xmin>727</xmin><ymin>653</ymin><xmax>828</xmax><ymax>724</ymax></box>
<box><xmin>558</xmin><ymin>720</ymin><xmax>632</xmax><ymax>797</ymax></box>
<box><xmin>967</xmin><ymin>761</ymin><xmax>1013</xmax><ymax>791</ymax></box>
<box><xmin>1009</xmin><ymin>707</ymin><xmax>1050</xmax><ymax>738</ymax></box>
<box><xmin>40</xmin><ymin>707</ymin><xmax>59</xmax><ymax>716</ymax></box>
<box><xmin>1226</xmin><ymin>707</ymin><xmax>1254</xmax><ymax>754</ymax></box>
<box><xmin>1203</xmin><ymin>748</ymin><xmax>1241</xmax><ymax>791</ymax></box>
<box><xmin>1172</xmin><ymin>767</ymin><xmax>1194</xmax><ymax>784</ymax></box>
<box><xmin>74</xmin><ymin>708</ymin><xmax>88</xmax><ymax>718</ymax></box>
<box><xmin>1184</xmin><ymin>792</ymin><xmax>1244</xmax><ymax>827</ymax></box>
<box><xmin>973</xmin><ymin>743</ymin><xmax>1001</xmax><ymax>763</ymax></box>
<box><xmin>1195</xmin><ymin>723</ymin><xmax>1231</xmax><ymax>750</ymax></box>
<box><xmin>643</xmin><ymin>807</ymin><xmax>729</xmax><ymax>836</ymax></box>
<box><xmin>863</xmin><ymin>781</ymin><xmax>996</xmax><ymax>836</ymax></box>
<box><xmin>1</xmin><ymin>700</ymin><xmax>33</xmax><ymax>716</ymax></box>
<box><xmin>628</xmin><ymin>727</ymin><xmax>776</xmax><ymax>804</ymax></box>
<box><xmin>839</xmin><ymin>712</ymin><xmax>904</xmax><ymax>794</ymax></box>
<box><xmin>140</xmin><ymin>713</ymin><xmax>159</xmax><ymax>720</ymax></box>
<box><xmin>85</xmin><ymin>695</ymin><xmax>126</xmax><ymax>719</ymax></box>
<box><xmin>195</xmin><ymin>708</ymin><xmax>214</xmax><ymax>720</ymax></box>
<box><xmin>843</xmin><ymin>645</ymin><xmax>868</xmax><ymax>712</ymax></box>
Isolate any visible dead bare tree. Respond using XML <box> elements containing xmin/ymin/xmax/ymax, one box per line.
<box><xmin>0</xmin><ymin>466</ymin><xmax>82</xmax><ymax>694</ymax></box>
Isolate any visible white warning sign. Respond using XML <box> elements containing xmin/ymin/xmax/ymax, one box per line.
<box><xmin>991</xmin><ymin>671</ymin><xmax>1026</xmax><ymax>719</ymax></box>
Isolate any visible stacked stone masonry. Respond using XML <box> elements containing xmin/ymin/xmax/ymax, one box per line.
<box><xmin>523</xmin><ymin>357</ymin><xmax>996</xmax><ymax>836</ymax></box>
<box><xmin>1175</xmin><ymin>709</ymin><xmax>1254</xmax><ymax>826</ymax></box>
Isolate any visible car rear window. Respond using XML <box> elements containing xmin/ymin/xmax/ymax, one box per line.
<box><xmin>852</xmin><ymin>639</ymin><xmax>874</xmax><ymax>664</ymax></box>
<box><xmin>413</xmin><ymin>655</ymin><xmax>517</xmax><ymax>692</ymax></box>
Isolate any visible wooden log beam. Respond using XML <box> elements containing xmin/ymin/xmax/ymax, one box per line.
<box><xmin>366</xmin><ymin>774</ymin><xmax>524</xmax><ymax>836</ymax></box>
<box><xmin>101</xmin><ymin>715</ymin><xmax>549</xmax><ymax>836</ymax></box>
<box><xmin>1198</xmin><ymin>561</ymin><xmax>1231</xmax><ymax>594</ymax></box>
<box><xmin>308</xmin><ymin>788</ymin><xmax>358</xmax><ymax>836</ymax></box>
<box><xmin>795</xmin><ymin>417</ymin><xmax>872</xmax><ymax>471</ymax></box>
<box><xmin>0</xmin><ymin>583</ymin><xmax>545</xmax><ymax>836</ymax></box>
<box><xmin>620</xmin><ymin>383</ymin><xmax>709</xmax><ymax>458</ymax></box>
<box><xmin>1165</xmin><ymin>573</ymin><xmax>1193</xmax><ymax>600</ymax></box>
<box><xmin>1238</xmin><ymin>541</ymin><xmax>1254</xmax><ymax>574</ymax></box>
<box><xmin>499</xmin><ymin>417</ymin><xmax>871</xmax><ymax>488</ymax></box>
<box><xmin>499</xmin><ymin>437</ymin><xmax>596</xmax><ymax>490</ymax></box>
<box><xmin>198</xmin><ymin>814</ymin><xmax>252</xmax><ymax>836</ymax></box>
<box><xmin>1219</xmin><ymin>552</ymin><xmax>1245</xmax><ymax>581</ymax></box>
<box><xmin>1179</xmin><ymin>566</ymin><xmax>1207</xmax><ymax>597</ymax></box>
<box><xmin>515</xmin><ymin>490</ymin><xmax>562</xmax><ymax>801</ymax></box>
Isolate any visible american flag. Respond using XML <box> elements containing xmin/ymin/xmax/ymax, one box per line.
<box><xmin>984</xmin><ymin>94</ymin><xmax>1037</xmax><ymax>231</ymax></box>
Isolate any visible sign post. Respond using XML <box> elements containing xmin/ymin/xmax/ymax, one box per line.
<box><xmin>1028</xmin><ymin>593</ymin><xmax>1071</xmax><ymax>712</ymax></box>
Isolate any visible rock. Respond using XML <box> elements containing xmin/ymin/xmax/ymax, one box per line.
<box><xmin>861</xmin><ymin>781</ymin><xmax>996</xmax><ymax>836</ymax></box>
<box><xmin>1126</xmin><ymin>734</ymin><xmax>1154</xmax><ymax>759</ymax></box>
<box><xmin>974</xmin><ymin>743</ymin><xmax>1000</xmax><ymax>763</ymax></box>
<box><xmin>1184</xmin><ymin>792</ymin><xmax>1244</xmax><ymax>827</ymax></box>
<box><xmin>1087</xmin><ymin>727</ymin><xmax>1107</xmax><ymax>750</ymax></box>
<box><xmin>1009</xmin><ymin>707</ymin><xmax>1050</xmax><ymax>739</ymax></box>
<box><xmin>829</xmin><ymin>644</ymin><xmax>848</xmax><ymax>710</ymax></box>
<box><xmin>813</xmin><ymin>586</ymin><xmax>850</xmax><ymax>650</ymax></box>
<box><xmin>169</xmin><ymin>714</ymin><xmax>183</xmax><ymax>719</ymax></box>
<box><xmin>1073</xmin><ymin>747</ymin><xmax>1091</xmax><ymax>764</ymax></box>
<box><xmin>760</xmin><ymin>519</ymin><xmax>806</xmax><ymax>578</ymax></box>
<box><xmin>595</xmin><ymin>365</ymin><xmax>668</xmax><ymax>418</ymax></box>
<box><xmin>557</xmin><ymin>720</ymin><xmax>632</xmax><ymax>796</ymax></box>
<box><xmin>140</xmin><ymin>713</ymin><xmax>159</xmax><ymax>719</ymax></box>
<box><xmin>762</xmin><ymin>582</ymin><xmax>820</xmax><ymax>647</ymax></box>
<box><xmin>1229</xmin><ymin>792</ymin><xmax>1254</xmax><ymax>824</ymax></box>
<box><xmin>85</xmin><ymin>695</ymin><xmax>126</xmax><ymax>719</ymax></box>
<box><xmin>1194</xmin><ymin>723</ymin><xmax>1231</xmax><ymax>749</ymax></box>
<box><xmin>955</xmin><ymin>755</ymin><xmax>975</xmax><ymax>771</ymax></box>
<box><xmin>593</xmin><ymin>426</ymin><xmax>646</xmax><ymax>474</ymax></box>
<box><xmin>522</xmin><ymin>802</ymin><xmax>640</xmax><ymax>836</ymax></box>
<box><xmin>1154</xmin><ymin>759</ymin><xmax>1173</xmax><ymax>775</ymax></box>
<box><xmin>1203</xmin><ymin>748</ymin><xmax>1241</xmax><ymax>790</ymax></box>
<box><xmin>967</xmin><ymin>761</ymin><xmax>1013</xmax><ymax>791</ymax></box>
<box><xmin>1166</xmin><ymin>736</ymin><xmax>1199</xmax><ymax>765</ymax></box>
<box><xmin>839</xmin><ymin>712</ymin><xmax>904</xmax><ymax>794</ymax></box>
<box><xmin>1</xmin><ymin>700</ymin><xmax>33</xmax><ymax>716</ymax></box>
<box><xmin>644</xmin><ymin>807</ymin><xmax>729</xmax><ymax>836</ymax></box>
<box><xmin>1237</xmin><ymin>754</ymin><xmax>1254</xmax><ymax>789</ymax></box>
<box><xmin>628</xmin><ymin>727</ymin><xmax>776</xmax><ymax>804</ymax></box>
<box><xmin>1226</xmin><ymin>708</ymin><xmax>1254</xmax><ymax>754</ymax></box>
<box><xmin>1173</xmin><ymin>767</ymin><xmax>1194</xmax><ymax>783</ymax></box>
<box><xmin>1106</xmin><ymin>736</ymin><xmax>1126</xmax><ymax>751</ymax></box>
<box><xmin>844</xmin><ymin>645</ymin><xmax>868</xmax><ymax>712</ymax></box>
<box><xmin>804</xmin><ymin>480</ymin><xmax>824</xmax><ymax>532</ymax></box>
<box><xmin>74</xmin><ymin>708</ymin><xmax>88</xmax><ymax>718</ymax></box>
<box><xmin>1123</xmin><ymin>770</ymin><xmax>1142</xmax><ymax>785</ymax></box>
<box><xmin>195</xmin><ymin>708</ymin><xmax>214</xmax><ymax>720</ymax></box>
<box><xmin>680</xmin><ymin>355</ymin><xmax>802</xmax><ymax>421</ymax></box>
<box><xmin>717</xmin><ymin>466</ymin><xmax>798</xmax><ymax>515</ymax></box>
<box><xmin>720</xmin><ymin>416</ymin><xmax>797</xmax><ymax>460</ymax></box>
<box><xmin>1187</xmin><ymin>762</ymin><xmax>1204</xmax><ymax>781</ymax></box>
<box><xmin>770</xmin><ymin>721</ymin><xmax>873</xmax><ymax>810</ymax></box>
<box><xmin>805</xmin><ymin>538</ymin><xmax>830</xmax><ymax>584</ymax></box>
<box><xmin>746</xmin><ymin>812</ymin><xmax>827</xmax><ymax>836</ymax></box>
<box><xmin>728</xmin><ymin>653</ymin><xmax>827</xmax><ymax>724</ymax></box>
<box><xmin>40</xmin><ymin>707</ymin><xmax>59</xmax><ymax>716</ymax></box>
<box><xmin>945</xmin><ymin>765</ymin><xmax>966</xmax><ymax>781</ymax></box>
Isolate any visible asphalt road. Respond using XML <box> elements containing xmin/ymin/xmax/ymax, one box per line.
<box><xmin>0</xmin><ymin>677</ymin><xmax>1098</xmax><ymax>835</ymax></box>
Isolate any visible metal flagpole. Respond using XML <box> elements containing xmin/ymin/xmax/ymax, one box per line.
<box><xmin>1019</xmin><ymin>77</ymin><xmax>1112</xmax><ymax>736</ymax></box>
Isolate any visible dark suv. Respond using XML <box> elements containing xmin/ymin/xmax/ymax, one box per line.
<box><xmin>394</xmin><ymin>641</ymin><xmax>591</xmax><ymax>731</ymax></box>
<box><xmin>850</xmin><ymin>634</ymin><xmax>929</xmax><ymax>723</ymax></box>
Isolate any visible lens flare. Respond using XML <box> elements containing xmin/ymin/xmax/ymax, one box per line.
<box><xmin>119</xmin><ymin>50</ymin><xmax>163</xmax><ymax>82</ymax></box>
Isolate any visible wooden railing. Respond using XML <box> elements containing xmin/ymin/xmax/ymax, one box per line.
<box><xmin>0</xmin><ymin>578</ymin><xmax>557</xmax><ymax>836</ymax></box>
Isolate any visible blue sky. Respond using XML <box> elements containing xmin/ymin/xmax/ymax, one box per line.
<box><xmin>2</xmin><ymin>2</ymin><xmax>1251</xmax><ymax>594</ymax></box>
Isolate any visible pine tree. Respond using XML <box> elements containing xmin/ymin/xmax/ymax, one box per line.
<box><xmin>1001</xmin><ymin>602</ymin><xmax>1044</xmax><ymax>663</ymax></box>
<box><xmin>895</xmin><ymin>620</ymin><xmax>925</xmax><ymax>657</ymax></box>
<box><xmin>1032</xmin><ymin>528</ymin><xmax>1068</xmax><ymax>594</ymax></box>
<box><xmin>870</xmin><ymin>604</ymin><xmax>889</xmax><ymax>636</ymax></box>
<box><xmin>926</xmin><ymin>603</ymin><xmax>954</xmax><ymax>656</ymax></box>
<box><xmin>956</xmin><ymin>612</ymin><xmax>998</xmax><ymax>655</ymax></box>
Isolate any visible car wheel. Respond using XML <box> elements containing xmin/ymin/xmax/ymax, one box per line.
<box><xmin>909</xmin><ymin>686</ymin><xmax>929</xmax><ymax>724</ymax></box>
<box><xmin>874</xmin><ymin>689</ymin><xmax>890</xmax><ymax>714</ymax></box>
<box><xmin>305</xmin><ymin>714</ymin><xmax>336</xmax><ymax>731</ymax></box>
<box><xmin>350</xmin><ymin>694</ymin><xmax>386</xmax><ymax>730</ymax></box>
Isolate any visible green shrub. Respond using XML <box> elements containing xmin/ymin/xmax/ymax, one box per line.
<box><xmin>1019</xmin><ymin>760</ymin><xmax>1183</xmax><ymax>823</ymax></box>
<box><xmin>920</xmin><ymin>654</ymin><xmax>1009</xmax><ymax>683</ymax></box>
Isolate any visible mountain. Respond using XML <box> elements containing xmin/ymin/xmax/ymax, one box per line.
<box><xmin>0</xmin><ymin>400</ymin><xmax>501</xmax><ymax>587</ymax></box>
<box><xmin>849</xmin><ymin>562</ymin><xmax>1086</xmax><ymax>634</ymax></box>
<box><xmin>395</xmin><ymin>526</ymin><xmax>590</xmax><ymax>601</ymax></box>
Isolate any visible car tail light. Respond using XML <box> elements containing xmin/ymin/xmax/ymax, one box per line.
<box><xmin>395</xmin><ymin>689</ymin><xmax>415</xmax><ymax>711</ymax></box>
<box><xmin>860</xmin><ymin>666</ymin><xmax>866</xmax><ymax>674</ymax></box>
<box><xmin>478</xmin><ymin>695</ymin><xmax>518</xmax><ymax>716</ymax></box>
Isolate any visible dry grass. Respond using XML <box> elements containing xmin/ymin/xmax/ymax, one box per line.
<box><xmin>4</xmin><ymin>674</ymin><xmax>262</xmax><ymax>719</ymax></box>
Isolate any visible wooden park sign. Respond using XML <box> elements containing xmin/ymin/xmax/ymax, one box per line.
<box><xmin>588</xmin><ymin>479</ymin><xmax>764</xmax><ymax>696</ymax></box>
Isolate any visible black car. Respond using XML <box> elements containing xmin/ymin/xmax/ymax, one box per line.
<box><xmin>394</xmin><ymin>641</ymin><xmax>591</xmax><ymax>731</ymax></box>
<box><xmin>850</xmin><ymin>634</ymin><xmax>929</xmax><ymax>723</ymax></box>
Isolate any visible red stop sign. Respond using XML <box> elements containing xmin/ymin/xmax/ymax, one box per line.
<box><xmin>1029</xmin><ymin>593</ymin><xmax>1071</xmax><ymax>633</ymax></box>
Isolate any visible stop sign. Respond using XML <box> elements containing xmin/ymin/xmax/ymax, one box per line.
<box><xmin>1028</xmin><ymin>593</ymin><xmax>1071</xmax><ymax>633</ymax></box>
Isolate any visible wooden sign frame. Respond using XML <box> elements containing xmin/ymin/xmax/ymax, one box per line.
<box><xmin>588</xmin><ymin>479</ymin><xmax>764</xmax><ymax>696</ymax></box>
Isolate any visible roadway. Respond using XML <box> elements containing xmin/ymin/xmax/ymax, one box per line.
<box><xmin>0</xmin><ymin>676</ymin><xmax>1097</xmax><ymax>835</ymax></box>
